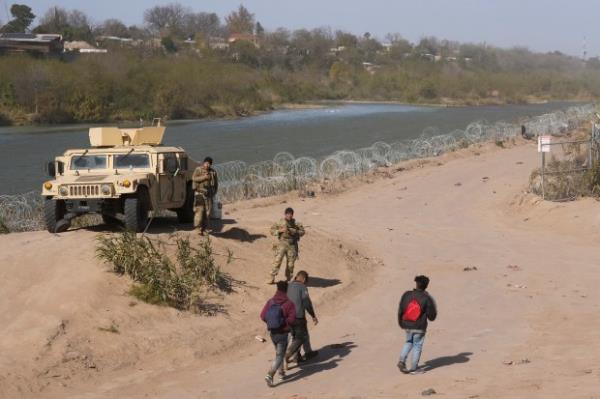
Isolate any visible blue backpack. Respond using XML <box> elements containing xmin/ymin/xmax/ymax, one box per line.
<box><xmin>265</xmin><ymin>300</ymin><xmax>286</xmax><ymax>330</ymax></box>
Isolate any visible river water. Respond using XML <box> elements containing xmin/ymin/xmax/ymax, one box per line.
<box><xmin>0</xmin><ymin>101</ymin><xmax>582</xmax><ymax>195</ymax></box>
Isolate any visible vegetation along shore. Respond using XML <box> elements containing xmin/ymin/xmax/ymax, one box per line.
<box><xmin>1</xmin><ymin>3</ymin><xmax>599</xmax><ymax>126</ymax></box>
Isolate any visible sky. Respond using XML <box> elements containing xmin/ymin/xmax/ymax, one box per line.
<box><xmin>2</xmin><ymin>0</ymin><xmax>599</xmax><ymax>57</ymax></box>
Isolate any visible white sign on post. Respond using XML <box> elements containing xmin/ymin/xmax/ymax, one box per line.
<box><xmin>538</xmin><ymin>135</ymin><xmax>551</xmax><ymax>153</ymax></box>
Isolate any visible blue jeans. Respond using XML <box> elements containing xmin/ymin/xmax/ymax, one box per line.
<box><xmin>399</xmin><ymin>331</ymin><xmax>426</xmax><ymax>371</ymax></box>
<box><xmin>269</xmin><ymin>332</ymin><xmax>289</xmax><ymax>376</ymax></box>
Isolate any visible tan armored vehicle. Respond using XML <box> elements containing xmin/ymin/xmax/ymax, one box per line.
<box><xmin>41</xmin><ymin>120</ymin><xmax>199</xmax><ymax>232</ymax></box>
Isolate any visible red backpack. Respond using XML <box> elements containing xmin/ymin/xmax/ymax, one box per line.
<box><xmin>402</xmin><ymin>298</ymin><xmax>422</xmax><ymax>322</ymax></box>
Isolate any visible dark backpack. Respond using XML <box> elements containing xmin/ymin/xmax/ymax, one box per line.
<box><xmin>402</xmin><ymin>298</ymin><xmax>422</xmax><ymax>322</ymax></box>
<box><xmin>265</xmin><ymin>300</ymin><xmax>286</xmax><ymax>330</ymax></box>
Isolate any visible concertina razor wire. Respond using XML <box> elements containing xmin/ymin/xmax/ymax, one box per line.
<box><xmin>0</xmin><ymin>103</ymin><xmax>595</xmax><ymax>232</ymax></box>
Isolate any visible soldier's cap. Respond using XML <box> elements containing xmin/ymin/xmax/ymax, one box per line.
<box><xmin>284</xmin><ymin>207</ymin><xmax>294</xmax><ymax>215</ymax></box>
<box><xmin>203</xmin><ymin>156</ymin><xmax>213</xmax><ymax>164</ymax></box>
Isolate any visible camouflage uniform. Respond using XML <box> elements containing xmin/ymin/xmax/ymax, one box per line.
<box><xmin>192</xmin><ymin>166</ymin><xmax>218</xmax><ymax>232</ymax></box>
<box><xmin>269</xmin><ymin>218</ymin><xmax>305</xmax><ymax>282</ymax></box>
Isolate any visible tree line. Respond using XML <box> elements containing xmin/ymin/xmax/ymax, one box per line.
<box><xmin>1</xmin><ymin>3</ymin><xmax>600</xmax><ymax>125</ymax></box>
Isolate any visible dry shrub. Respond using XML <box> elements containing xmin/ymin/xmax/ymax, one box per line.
<box><xmin>529</xmin><ymin>142</ymin><xmax>600</xmax><ymax>201</ymax></box>
<box><xmin>96</xmin><ymin>231</ymin><xmax>232</xmax><ymax>312</ymax></box>
<box><xmin>0</xmin><ymin>217</ymin><xmax>8</xmax><ymax>234</ymax></box>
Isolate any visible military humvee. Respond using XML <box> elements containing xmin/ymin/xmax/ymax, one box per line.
<box><xmin>41</xmin><ymin>119</ymin><xmax>199</xmax><ymax>233</ymax></box>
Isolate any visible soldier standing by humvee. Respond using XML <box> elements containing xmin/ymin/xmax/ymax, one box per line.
<box><xmin>192</xmin><ymin>157</ymin><xmax>218</xmax><ymax>235</ymax></box>
<box><xmin>267</xmin><ymin>207</ymin><xmax>305</xmax><ymax>284</ymax></box>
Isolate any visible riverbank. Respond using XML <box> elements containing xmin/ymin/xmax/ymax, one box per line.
<box><xmin>0</xmin><ymin>95</ymin><xmax>590</xmax><ymax>128</ymax></box>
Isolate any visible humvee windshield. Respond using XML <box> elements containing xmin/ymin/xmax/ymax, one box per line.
<box><xmin>115</xmin><ymin>153</ymin><xmax>151</xmax><ymax>169</ymax></box>
<box><xmin>71</xmin><ymin>155</ymin><xmax>107</xmax><ymax>170</ymax></box>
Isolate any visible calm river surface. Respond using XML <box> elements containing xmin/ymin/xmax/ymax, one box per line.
<box><xmin>0</xmin><ymin>101</ymin><xmax>581</xmax><ymax>195</ymax></box>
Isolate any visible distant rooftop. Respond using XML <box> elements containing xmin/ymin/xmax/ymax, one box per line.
<box><xmin>0</xmin><ymin>33</ymin><xmax>63</xmax><ymax>43</ymax></box>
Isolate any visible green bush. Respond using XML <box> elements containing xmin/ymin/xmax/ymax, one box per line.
<box><xmin>0</xmin><ymin>217</ymin><xmax>9</xmax><ymax>234</ymax></box>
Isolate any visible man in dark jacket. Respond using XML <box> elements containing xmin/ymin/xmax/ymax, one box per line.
<box><xmin>285</xmin><ymin>271</ymin><xmax>319</xmax><ymax>366</ymax></box>
<box><xmin>260</xmin><ymin>280</ymin><xmax>296</xmax><ymax>387</ymax></box>
<box><xmin>397</xmin><ymin>275</ymin><xmax>437</xmax><ymax>374</ymax></box>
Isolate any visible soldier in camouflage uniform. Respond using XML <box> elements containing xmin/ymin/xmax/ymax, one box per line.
<box><xmin>267</xmin><ymin>207</ymin><xmax>305</xmax><ymax>284</ymax></box>
<box><xmin>192</xmin><ymin>157</ymin><xmax>218</xmax><ymax>235</ymax></box>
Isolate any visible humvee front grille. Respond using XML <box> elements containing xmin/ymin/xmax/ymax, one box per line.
<box><xmin>69</xmin><ymin>184</ymin><xmax>101</xmax><ymax>197</ymax></box>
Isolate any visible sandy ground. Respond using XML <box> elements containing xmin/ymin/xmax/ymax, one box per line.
<box><xmin>2</xmin><ymin>139</ymin><xmax>600</xmax><ymax>399</ymax></box>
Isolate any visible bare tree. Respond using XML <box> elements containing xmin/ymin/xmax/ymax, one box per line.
<box><xmin>225</xmin><ymin>5</ymin><xmax>255</xmax><ymax>35</ymax></box>
<box><xmin>183</xmin><ymin>12</ymin><xmax>221</xmax><ymax>40</ymax></box>
<box><xmin>34</xmin><ymin>7</ymin><xmax>93</xmax><ymax>41</ymax></box>
<box><xmin>96</xmin><ymin>18</ymin><xmax>130</xmax><ymax>38</ymax></box>
<box><xmin>144</xmin><ymin>3</ymin><xmax>189</xmax><ymax>37</ymax></box>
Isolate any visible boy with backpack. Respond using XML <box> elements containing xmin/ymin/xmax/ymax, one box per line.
<box><xmin>397</xmin><ymin>275</ymin><xmax>437</xmax><ymax>374</ymax></box>
<box><xmin>260</xmin><ymin>280</ymin><xmax>296</xmax><ymax>387</ymax></box>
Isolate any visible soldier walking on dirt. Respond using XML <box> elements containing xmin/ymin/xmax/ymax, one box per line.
<box><xmin>267</xmin><ymin>207</ymin><xmax>305</xmax><ymax>284</ymax></box>
<box><xmin>192</xmin><ymin>157</ymin><xmax>218</xmax><ymax>235</ymax></box>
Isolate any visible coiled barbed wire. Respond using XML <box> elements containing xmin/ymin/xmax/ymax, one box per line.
<box><xmin>0</xmin><ymin>103</ymin><xmax>595</xmax><ymax>232</ymax></box>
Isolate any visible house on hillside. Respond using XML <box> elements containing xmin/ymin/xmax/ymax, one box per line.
<box><xmin>208</xmin><ymin>36</ymin><xmax>229</xmax><ymax>50</ymax></box>
<box><xmin>329</xmin><ymin>46</ymin><xmax>346</xmax><ymax>55</ymax></box>
<box><xmin>362</xmin><ymin>62</ymin><xmax>381</xmax><ymax>74</ymax></box>
<box><xmin>64</xmin><ymin>41</ymin><xmax>107</xmax><ymax>54</ymax></box>
<box><xmin>228</xmin><ymin>33</ymin><xmax>259</xmax><ymax>47</ymax></box>
<box><xmin>0</xmin><ymin>33</ymin><xmax>63</xmax><ymax>55</ymax></box>
<box><xmin>96</xmin><ymin>36</ymin><xmax>142</xmax><ymax>48</ymax></box>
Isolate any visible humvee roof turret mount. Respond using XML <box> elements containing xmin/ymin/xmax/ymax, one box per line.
<box><xmin>41</xmin><ymin>119</ymin><xmax>199</xmax><ymax>232</ymax></box>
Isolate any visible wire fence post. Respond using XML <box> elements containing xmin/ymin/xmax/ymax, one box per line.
<box><xmin>541</xmin><ymin>151</ymin><xmax>546</xmax><ymax>200</ymax></box>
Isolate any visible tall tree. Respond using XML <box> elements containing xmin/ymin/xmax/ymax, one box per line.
<box><xmin>0</xmin><ymin>4</ymin><xmax>35</xmax><ymax>33</ymax></box>
<box><xmin>34</xmin><ymin>7</ymin><xmax>93</xmax><ymax>41</ymax></box>
<box><xmin>144</xmin><ymin>3</ymin><xmax>189</xmax><ymax>38</ymax></box>
<box><xmin>183</xmin><ymin>12</ymin><xmax>221</xmax><ymax>40</ymax></box>
<box><xmin>96</xmin><ymin>19</ymin><xmax>130</xmax><ymax>38</ymax></box>
<box><xmin>225</xmin><ymin>5</ymin><xmax>255</xmax><ymax>35</ymax></box>
<box><xmin>255</xmin><ymin>21</ymin><xmax>264</xmax><ymax>36</ymax></box>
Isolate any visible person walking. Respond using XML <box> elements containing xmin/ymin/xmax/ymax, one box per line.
<box><xmin>397</xmin><ymin>275</ymin><xmax>437</xmax><ymax>374</ymax></box>
<box><xmin>260</xmin><ymin>280</ymin><xmax>296</xmax><ymax>387</ymax></box>
<box><xmin>285</xmin><ymin>271</ymin><xmax>319</xmax><ymax>366</ymax></box>
<box><xmin>266</xmin><ymin>207</ymin><xmax>305</xmax><ymax>284</ymax></box>
<box><xmin>192</xmin><ymin>156</ymin><xmax>218</xmax><ymax>235</ymax></box>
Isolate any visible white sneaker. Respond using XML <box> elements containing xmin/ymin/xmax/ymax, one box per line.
<box><xmin>265</xmin><ymin>374</ymin><xmax>274</xmax><ymax>387</ymax></box>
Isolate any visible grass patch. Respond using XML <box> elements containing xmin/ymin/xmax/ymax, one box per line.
<box><xmin>495</xmin><ymin>140</ymin><xmax>505</xmax><ymax>148</ymax></box>
<box><xmin>96</xmin><ymin>231</ymin><xmax>234</xmax><ymax>312</ymax></box>
<box><xmin>98</xmin><ymin>323</ymin><xmax>120</xmax><ymax>334</ymax></box>
<box><xmin>0</xmin><ymin>217</ymin><xmax>8</xmax><ymax>234</ymax></box>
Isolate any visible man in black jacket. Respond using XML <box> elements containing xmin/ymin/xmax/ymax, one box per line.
<box><xmin>397</xmin><ymin>275</ymin><xmax>437</xmax><ymax>374</ymax></box>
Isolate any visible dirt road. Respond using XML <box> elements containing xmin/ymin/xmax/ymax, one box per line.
<box><xmin>2</xmin><ymin>140</ymin><xmax>600</xmax><ymax>398</ymax></box>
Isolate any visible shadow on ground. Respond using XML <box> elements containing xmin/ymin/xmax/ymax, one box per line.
<box><xmin>423</xmin><ymin>352</ymin><xmax>473</xmax><ymax>371</ymax></box>
<box><xmin>211</xmin><ymin>227</ymin><xmax>266</xmax><ymax>242</ymax></box>
<box><xmin>282</xmin><ymin>342</ymin><xmax>357</xmax><ymax>384</ymax></box>
<box><xmin>306</xmin><ymin>277</ymin><xmax>342</xmax><ymax>288</ymax></box>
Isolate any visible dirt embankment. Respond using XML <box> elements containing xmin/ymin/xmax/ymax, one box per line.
<box><xmin>0</xmin><ymin>207</ymin><xmax>378</xmax><ymax>398</ymax></box>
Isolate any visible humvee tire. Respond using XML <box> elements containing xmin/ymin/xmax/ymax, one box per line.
<box><xmin>101</xmin><ymin>214</ymin><xmax>120</xmax><ymax>226</ymax></box>
<box><xmin>124</xmin><ymin>187</ymin><xmax>149</xmax><ymax>232</ymax></box>
<box><xmin>44</xmin><ymin>198</ymin><xmax>65</xmax><ymax>233</ymax></box>
<box><xmin>176</xmin><ymin>184</ymin><xmax>195</xmax><ymax>224</ymax></box>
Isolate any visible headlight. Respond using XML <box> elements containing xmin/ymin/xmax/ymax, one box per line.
<box><xmin>44</xmin><ymin>182</ymin><xmax>53</xmax><ymax>190</ymax></box>
<box><xmin>101</xmin><ymin>184</ymin><xmax>112</xmax><ymax>195</ymax></box>
<box><xmin>122</xmin><ymin>179</ymin><xmax>131</xmax><ymax>188</ymax></box>
<box><xmin>59</xmin><ymin>186</ymin><xmax>69</xmax><ymax>196</ymax></box>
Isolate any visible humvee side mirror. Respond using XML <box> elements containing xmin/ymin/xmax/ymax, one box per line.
<box><xmin>57</xmin><ymin>161</ymin><xmax>64</xmax><ymax>175</ymax></box>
